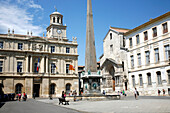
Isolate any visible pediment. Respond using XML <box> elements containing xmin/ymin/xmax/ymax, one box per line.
<box><xmin>28</xmin><ymin>37</ymin><xmax>48</xmax><ymax>42</ymax></box>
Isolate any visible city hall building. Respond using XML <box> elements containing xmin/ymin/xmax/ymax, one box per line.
<box><xmin>0</xmin><ymin>10</ymin><xmax>79</xmax><ymax>98</ymax></box>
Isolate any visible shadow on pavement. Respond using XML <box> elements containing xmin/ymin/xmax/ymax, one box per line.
<box><xmin>0</xmin><ymin>102</ymin><xmax>5</xmax><ymax>108</ymax></box>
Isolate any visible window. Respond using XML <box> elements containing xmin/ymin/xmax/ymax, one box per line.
<box><xmin>57</xmin><ymin>17</ymin><xmax>60</xmax><ymax>23</ymax></box>
<box><xmin>136</xmin><ymin>35</ymin><xmax>140</xmax><ymax>45</ymax></box>
<box><xmin>53</xmin><ymin>17</ymin><xmax>55</xmax><ymax>23</ymax></box>
<box><xmin>0</xmin><ymin>42</ymin><xmax>3</xmax><ymax>49</ymax></box>
<box><xmin>154</xmin><ymin>48</ymin><xmax>159</xmax><ymax>63</ymax></box>
<box><xmin>152</xmin><ymin>27</ymin><xmax>157</xmax><ymax>37</ymax></box>
<box><xmin>51</xmin><ymin>46</ymin><xmax>55</xmax><ymax>53</ymax></box>
<box><xmin>17</xmin><ymin>62</ymin><xmax>22</xmax><ymax>72</ymax></box>
<box><xmin>110</xmin><ymin>45</ymin><xmax>113</xmax><ymax>53</ymax></box>
<box><xmin>130</xmin><ymin>55</ymin><xmax>134</xmax><ymax>68</ymax></box>
<box><xmin>34</xmin><ymin>63</ymin><xmax>38</xmax><ymax>73</ymax></box>
<box><xmin>66</xmin><ymin>64</ymin><xmax>70</xmax><ymax>74</ymax></box>
<box><xmin>115</xmin><ymin>76</ymin><xmax>120</xmax><ymax>85</ymax></box>
<box><xmin>110</xmin><ymin>33</ymin><xmax>112</xmax><ymax>40</ymax></box>
<box><xmin>145</xmin><ymin>51</ymin><xmax>150</xmax><ymax>65</ymax></box>
<box><xmin>15</xmin><ymin>83</ymin><xmax>23</xmax><ymax>94</ymax></box>
<box><xmin>66</xmin><ymin>47</ymin><xmax>70</xmax><ymax>53</ymax></box>
<box><xmin>66</xmin><ymin>83</ymin><xmax>71</xmax><ymax>94</ymax></box>
<box><xmin>0</xmin><ymin>61</ymin><xmax>3</xmax><ymax>72</ymax></box>
<box><xmin>168</xmin><ymin>70</ymin><xmax>170</xmax><ymax>84</ymax></box>
<box><xmin>162</xmin><ymin>22</ymin><xmax>168</xmax><ymax>33</ymax></box>
<box><xmin>123</xmin><ymin>37</ymin><xmax>126</xmax><ymax>47</ymax></box>
<box><xmin>18</xmin><ymin>43</ymin><xmax>23</xmax><ymax>50</ymax></box>
<box><xmin>147</xmin><ymin>73</ymin><xmax>152</xmax><ymax>85</ymax></box>
<box><xmin>139</xmin><ymin>74</ymin><xmax>143</xmax><ymax>86</ymax></box>
<box><xmin>50</xmin><ymin>84</ymin><xmax>55</xmax><ymax>94</ymax></box>
<box><xmin>144</xmin><ymin>31</ymin><xmax>148</xmax><ymax>41</ymax></box>
<box><xmin>51</xmin><ymin>63</ymin><xmax>55</xmax><ymax>74</ymax></box>
<box><xmin>132</xmin><ymin>75</ymin><xmax>135</xmax><ymax>87</ymax></box>
<box><xmin>164</xmin><ymin>45</ymin><xmax>169</xmax><ymax>60</ymax></box>
<box><xmin>157</xmin><ymin>71</ymin><xmax>162</xmax><ymax>85</ymax></box>
<box><xmin>137</xmin><ymin>53</ymin><xmax>141</xmax><ymax>66</ymax></box>
<box><xmin>129</xmin><ymin>38</ymin><xmax>132</xmax><ymax>47</ymax></box>
<box><xmin>122</xmin><ymin>61</ymin><xmax>124</xmax><ymax>71</ymax></box>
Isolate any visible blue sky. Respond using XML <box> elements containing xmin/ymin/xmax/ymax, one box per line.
<box><xmin>0</xmin><ymin>0</ymin><xmax>169</xmax><ymax>66</ymax></box>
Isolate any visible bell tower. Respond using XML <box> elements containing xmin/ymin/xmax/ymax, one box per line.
<box><xmin>46</xmin><ymin>9</ymin><xmax>67</xmax><ymax>41</ymax></box>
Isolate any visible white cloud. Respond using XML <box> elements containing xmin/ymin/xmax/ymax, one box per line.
<box><xmin>0</xmin><ymin>0</ymin><xmax>44</xmax><ymax>36</ymax></box>
<box><xmin>17</xmin><ymin>0</ymin><xmax>43</xmax><ymax>10</ymax></box>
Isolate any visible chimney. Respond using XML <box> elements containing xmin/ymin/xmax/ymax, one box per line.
<box><xmin>150</xmin><ymin>18</ymin><xmax>153</xmax><ymax>21</ymax></box>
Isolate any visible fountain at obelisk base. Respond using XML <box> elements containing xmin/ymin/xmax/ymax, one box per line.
<box><xmin>81</xmin><ymin>0</ymin><xmax>102</xmax><ymax>95</ymax></box>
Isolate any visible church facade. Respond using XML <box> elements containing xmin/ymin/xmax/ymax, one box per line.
<box><xmin>0</xmin><ymin>10</ymin><xmax>79</xmax><ymax>98</ymax></box>
<box><xmin>100</xmin><ymin>27</ymin><xmax>129</xmax><ymax>93</ymax></box>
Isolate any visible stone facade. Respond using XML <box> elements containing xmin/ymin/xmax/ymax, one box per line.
<box><xmin>100</xmin><ymin>27</ymin><xmax>129</xmax><ymax>93</ymax></box>
<box><xmin>125</xmin><ymin>12</ymin><xmax>170</xmax><ymax>96</ymax></box>
<box><xmin>0</xmin><ymin>10</ymin><xmax>79</xmax><ymax>98</ymax></box>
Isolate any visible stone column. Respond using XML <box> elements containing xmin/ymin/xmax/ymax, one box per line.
<box><xmin>46</xmin><ymin>56</ymin><xmax>48</xmax><ymax>73</ymax></box>
<box><xmin>30</xmin><ymin>56</ymin><xmax>33</xmax><ymax>73</ymax></box>
<box><xmin>41</xmin><ymin>56</ymin><xmax>44</xmax><ymax>73</ymax></box>
<box><xmin>41</xmin><ymin>78</ymin><xmax>49</xmax><ymax>97</ymax></box>
<box><xmin>25</xmin><ymin>56</ymin><xmax>28</xmax><ymax>73</ymax></box>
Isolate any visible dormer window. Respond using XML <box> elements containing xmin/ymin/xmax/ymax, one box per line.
<box><xmin>53</xmin><ymin>17</ymin><xmax>55</xmax><ymax>23</ymax></box>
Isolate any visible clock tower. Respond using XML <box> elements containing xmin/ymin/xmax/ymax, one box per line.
<box><xmin>46</xmin><ymin>9</ymin><xmax>67</xmax><ymax>41</ymax></box>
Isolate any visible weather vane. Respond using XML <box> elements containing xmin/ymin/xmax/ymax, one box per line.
<box><xmin>54</xmin><ymin>6</ymin><xmax>57</xmax><ymax>12</ymax></box>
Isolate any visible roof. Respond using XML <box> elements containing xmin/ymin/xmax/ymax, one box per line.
<box><xmin>51</xmin><ymin>11</ymin><xmax>62</xmax><ymax>16</ymax></box>
<box><xmin>110</xmin><ymin>26</ymin><xmax>130</xmax><ymax>33</ymax></box>
<box><xmin>103</xmin><ymin>26</ymin><xmax>130</xmax><ymax>41</ymax></box>
<box><xmin>125</xmin><ymin>11</ymin><xmax>170</xmax><ymax>36</ymax></box>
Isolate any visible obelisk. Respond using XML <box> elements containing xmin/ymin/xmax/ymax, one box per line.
<box><xmin>85</xmin><ymin>0</ymin><xmax>97</xmax><ymax>72</ymax></box>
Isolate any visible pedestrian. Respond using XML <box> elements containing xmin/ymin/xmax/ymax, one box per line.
<box><xmin>158</xmin><ymin>89</ymin><xmax>161</xmax><ymax>96</ymax></box>
<box><xmin>134</xmin><ymin>88</ymin><xmax>138</xmax><ymax>99</ymax></box>
<box><xmin>23</xmin><ymin>92</ymin><xmax>26</xmax><ymax>101</ymax></box>
<box><xmin>33</xmin><ymin>92</ymin><xmax>36</xmax><ymax>99</ymax></box>
<box><xmin>18</xmin><ymin>93</ymin><xmax>21</xmax><ymax>101</ymax></box>
<box><xmin>163</xmin><ymin>89</ymin><xmax>165</xmax><ymax>96</ymax></box>
<box><xmin>61</xmin><ymin>91</ymin><xmax>65</xmax><ymax>99</ymax></box>
<box><xmin>122</xmin><ymin>90</ymin><xmax>125</xmax><ymax>96</ymax></box>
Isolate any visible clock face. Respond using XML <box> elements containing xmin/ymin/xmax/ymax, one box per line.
<box><xmin>57</xmin><ymin>29</ymin><xmax>62</xmax><ymax>34</ymax></box>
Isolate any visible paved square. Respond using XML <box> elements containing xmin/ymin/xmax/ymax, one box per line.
<box><xmin>39</xmin><ymin>96</ymin><xmax>170</xmax><ymax>113</ymax></box>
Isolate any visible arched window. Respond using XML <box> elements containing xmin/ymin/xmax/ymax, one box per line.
<box><xmin>57</xmin><ymin>17</ymin><xmax>60</xmax><ymax>23</ymax></box>
<box><xmin>15</xmin><ymin>83</ymin><xmax>23</xmax><ymax>94</ymax></box>
<box><xmin>132</xmin><ymin>75</ymin><xmax>135</xmax><ymax>87</ymax></box>
<box><xmin>50</xmin><ymin>83</ymin><xmax>56</xmax><ymax>94</ymax></box>
<box><xmin>147</xmin><ymin>73</ymin><xmax>152</xmax><ymax>85</ymax></box>
<box><xmin>53</xmin><ymin>17</ymin><xmax>55</xmax><ymax>23</ymax></box>
<box><xmin>156</xmin><ymin>71</ymin><xmax>162</xmax><ymax>85</ymax></box>
<box><xmin>66</xmin><ymin>83</ymin><xmax>71</xmax><ymax>94</ymax></box>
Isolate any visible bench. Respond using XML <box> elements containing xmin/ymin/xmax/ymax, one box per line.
<box><xmin>58</xmin><ymin>98</ymin><xmax>69</xmax><ymax>105</ymax></box>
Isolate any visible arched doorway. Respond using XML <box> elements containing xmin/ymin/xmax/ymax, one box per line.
<box><xmin>15</xmin><ymin>83</ymin><xmax>23</xmax><ymax>94</ymax></box>
<box><xmin>50</xmin><ymin>83</ymin><xmax>56</xmax><ymax>95</ymax></box>
<box><xmin>66</xmin><ymin>83</ymin><xmax>71</xmax><ymax>94</ymax></box>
